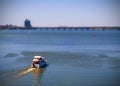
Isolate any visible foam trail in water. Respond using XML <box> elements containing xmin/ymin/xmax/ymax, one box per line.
<box><xmin>16</xmin><ymin>67</ymin><xmax>35</xmax><ymax>77</ymax></box>
<box><xmin>2</xmin><ymin>67</ymin><xmax>36</xmax><ymax>86</ymax></box>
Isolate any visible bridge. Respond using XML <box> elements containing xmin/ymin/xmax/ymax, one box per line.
<box><xmin>0</xmin><ymin>25</ymin><xmax>120</xmax><ymax>31</ymax></box>
<box><xmin>21</xmin><ymin>26</ymin><xmax>120</xmax><ymax>31</ymax></box>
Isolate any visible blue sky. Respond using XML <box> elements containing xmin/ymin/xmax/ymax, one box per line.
<box><xmin>0</xmin><ymin>0</ymin><xmax>120</xmax><ymax>27</ymax></box>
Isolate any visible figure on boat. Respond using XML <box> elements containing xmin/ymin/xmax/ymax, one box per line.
<box><xmin>31</xmin><ymin>56</ymin><xmax>47</xmax><ymax>68</ymax></box>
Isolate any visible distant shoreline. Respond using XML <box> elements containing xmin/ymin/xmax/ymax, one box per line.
<box><xmin>0</xmin><ymin>26</ymin><xmax>120</xmax><ymax>31</ymax></box>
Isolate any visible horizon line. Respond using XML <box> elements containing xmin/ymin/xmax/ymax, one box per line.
<box><xmin>0</xmin><ymin>25</ymin><xmax>120</xmax><ymax>27</ymax></box>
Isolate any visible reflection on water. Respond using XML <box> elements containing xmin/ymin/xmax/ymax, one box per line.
<box><xmin>32</xmin><ymin>68</ymin><xmax>46</xmax><ymax>86</ymax></box>
<box><xmin>33</xmin><ymin>68</ymin><xmax>45</xmax><ymax>79</ymax></box>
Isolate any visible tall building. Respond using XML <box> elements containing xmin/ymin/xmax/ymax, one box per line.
<box><xmin>24</xmin><ymin>19</ymin><xmax>32</xmax><ymax>28</ymax></box>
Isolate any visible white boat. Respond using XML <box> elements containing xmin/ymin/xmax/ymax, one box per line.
<box><xmin>31</xmin><ymin>56</ymin><xmax>47</xmax><ymax>68</ymax></box>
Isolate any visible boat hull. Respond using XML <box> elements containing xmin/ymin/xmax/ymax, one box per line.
<box><xmin>31</xmin><ymin>61</ymin><xmax>47</xmax><ymax>68</ymax></box>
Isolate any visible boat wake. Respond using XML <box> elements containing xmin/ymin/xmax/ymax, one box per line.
<box><xmin>2</xmin><ymin>67</ymin><xmax>45</xmax><ymax>86</ymax></box>
<box><xmin>15</xmin><ymin>67</ymin><xmax>35</xmax><ymax>78</ymax></box>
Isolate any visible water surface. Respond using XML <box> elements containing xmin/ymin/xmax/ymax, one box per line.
<box><xmin>0</xmin><ymin>30</ymin><xmax>120</xmax><ymax>86</ymax></box>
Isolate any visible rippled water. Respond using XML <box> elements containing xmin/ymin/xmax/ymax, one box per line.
<box><xmin>0</xmin><ymin>30</ymin><xmax>120</xmax><ymax>86</ymax></box>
